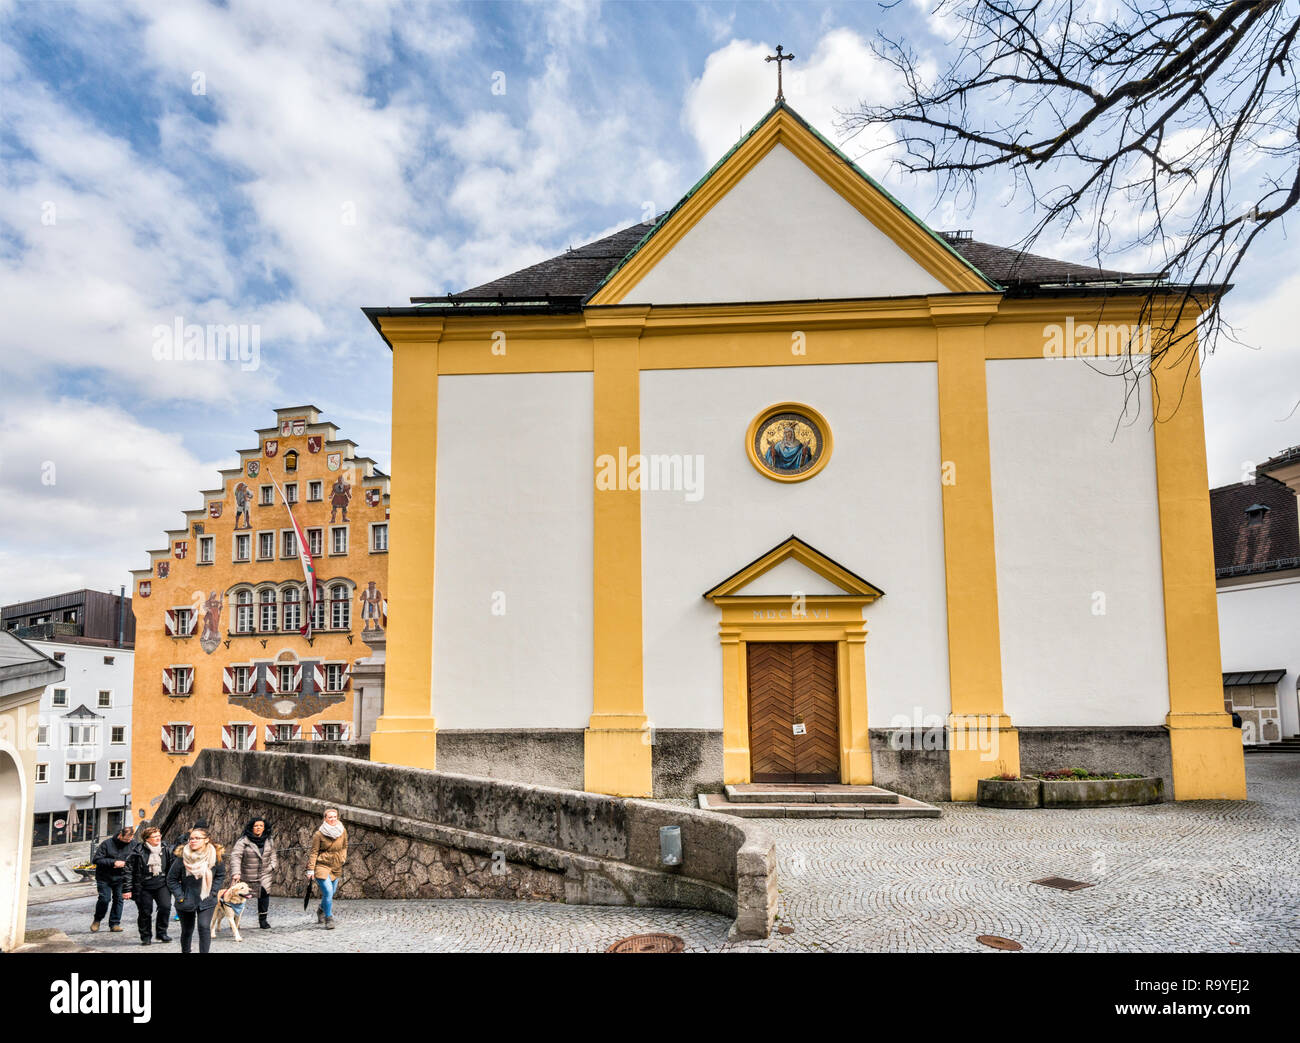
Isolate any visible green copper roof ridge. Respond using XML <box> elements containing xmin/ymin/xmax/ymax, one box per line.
<box><xmin>587</xmin><ymin>101</ymin><xmax>999</xmax><ymax>301</ymax></box>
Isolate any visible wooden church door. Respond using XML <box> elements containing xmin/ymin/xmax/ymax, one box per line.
<box><xmin>747</xmin><ymin>642</ymin><xmax>840</xmax><ymax>783</ymax></box>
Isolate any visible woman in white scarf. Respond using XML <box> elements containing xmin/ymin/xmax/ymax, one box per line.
<box><xmin>306</xmin><ymin>807</ymin><xmax>348</xmax><ymax>929</ymax></box>
<box><xmin>165</xmin><ymin>828</ymin><xmax>226</xmax><ymax>953</ymax></box>
<box><xmin>123</xmin><ymin>825</ymin><xmax>175</xmax><ymax>946</ymax></box>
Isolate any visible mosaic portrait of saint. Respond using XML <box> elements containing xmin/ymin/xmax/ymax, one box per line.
<box><xmin>754</xmin><ymin>412</ymin><xmax>823</xmax><ymax>478</ymax></box>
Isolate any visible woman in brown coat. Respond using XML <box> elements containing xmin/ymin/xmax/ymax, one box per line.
<box><xmin>306</xmin><ymin>807</ymin><xmax>347</xmax><ymax>929</ymax></box>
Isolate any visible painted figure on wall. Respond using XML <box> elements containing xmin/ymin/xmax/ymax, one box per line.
<box><xmin>764</xmin><ymin>421</ymin><xmax>813</xmax><ymax>473</ymax></box>
<box><xmin>359</xmin><ymin>581</ymin><xmax>384</xmax><ymax>635</ymax></box>
<box><xmin>329</xmin><ymin>476</ymin><xmax>352</xmax><ymax>523</ymax></box>
<box><xmin>200</xmin><ymin>591</ymin><xmax>222</xmax><ymax>655</ymax></box>
<box><xmin>233</xmin><ymin>482</ymin><xmax>252</xmax><ymax>530</ymax></box>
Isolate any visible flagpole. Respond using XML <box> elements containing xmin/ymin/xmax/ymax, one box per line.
<box><xmin>267</xmin><ymin>473</ymin><xmax>316</xmax><ymax>639</ymax></box>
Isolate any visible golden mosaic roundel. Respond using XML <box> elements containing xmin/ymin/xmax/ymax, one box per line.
<box><xmin>745</xmin><ymin>402</ymin><xmax>833</xmax><ymax>483</ymax></box>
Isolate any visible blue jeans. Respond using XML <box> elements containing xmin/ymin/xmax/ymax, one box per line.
<box><xmin>316</xmin><ymin>876</ymin><xmax>336</xmax><ymax>917</ymax></box>
<box><xmin>94</xmin><ymin>878</ymin><xmax>124</xmax><ymax>926</ymax></box>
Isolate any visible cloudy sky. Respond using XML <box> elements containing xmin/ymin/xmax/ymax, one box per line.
<box><xmin>1</xmin><ymin>0</ymin><xmax>1296</xmax><ymax>605</ymax></box>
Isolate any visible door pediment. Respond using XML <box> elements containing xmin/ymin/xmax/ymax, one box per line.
<box><xmin>703</xmin><ymin>535</ymin><xmax>884</xmax><ymax>603</ymax></box>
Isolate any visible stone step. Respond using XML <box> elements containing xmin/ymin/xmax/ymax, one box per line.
<box><xmin>698</xmin><ymin>792</ymin><xmax>941</xmax><ymax>819</ymax></box>
<box><xmin>1245</xmin><ymin>745</ymin><xmax>1300</xmax><ymax>753</ymax></box>
<box><xmin>724</xmin><ymin>783</ymin><xmax>899</xmax><ymax>805</ymax></box>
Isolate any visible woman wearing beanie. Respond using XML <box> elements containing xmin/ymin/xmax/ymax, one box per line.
<box><xmin>228</xmin><ymin>815</ymin><xmax>277</xmax><ymax>929</ymax></box>
<box><xmin>306</xmin><ymin>807</ymin><xmax>347</xmax><ymax>929</ymax></box>
<box><xmin>166</xmin><ymin>827</ymin><xmax>226</xmax><ymax>953</ymax></box>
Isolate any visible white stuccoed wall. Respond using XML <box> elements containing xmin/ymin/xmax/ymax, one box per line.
<box><xmin>433</xmin><ymin>373</ymin><xmax>594</xmax><ymax>728</ymax></box>
<box><xmin>986</xmin><ymin>358</ymin><xmax>1170</xmax><ymax>726</ymax></box>
<box><xmin>1217</xmin><ymin>575</ymin><xmax>1300</xmax><ymax>738</ymax></box>
<box><xmin>640</xmin><ymin>363</ymin><xmax>951</xmax><ymax>731</ymax></box>
<box><xmin>623</xmin><ymin>144</ymin><xmax>948</xmax><ymax>305</ymax></box>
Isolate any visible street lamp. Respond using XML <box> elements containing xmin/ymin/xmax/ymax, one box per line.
<box><xmin>87</xmin><ymin>783</ymin><xmax>102</xmax><ymax>862</ymax></box>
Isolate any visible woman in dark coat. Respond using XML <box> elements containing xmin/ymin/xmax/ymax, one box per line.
<box><xmin>166</xmin><ymin>827</ymin><xmax>226</xmax><ymax>954</ymax></box>
<box><xmin>123</xmin><ymin>825</ymin><xmax>174</xmax><ymax>945</ymax></box>
<box><xmin>227</xmin><ymin>815</ymin><xmax>277</xmax><ymax>929</ymax></box>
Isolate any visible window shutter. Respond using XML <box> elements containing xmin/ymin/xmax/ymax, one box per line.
<box><xmin>264</xmin><ymin>724</ymin><xmax>275</xmax><ymax>745</ymax></box>
<box><xmin>221</xmin><ymin>725</ymin><xmax>232</xmax><ymax>750</ymax></box>
<box><xmin>292</xmin><ymin>723</ymin><xmax>303</xmax><ymax>741</ymax></box>
<box><xmin>187</xmin><ymin>611</ymin><xmax>199</xmax><ymax>636</ymax></box>
<box><xmin>342</xmin><ymin>661</ymin><xmax>353</xmax><ymax>692</ymax></box>
<box><xmin>221</xmin><ymin>667</ymin><xmax>232</xmax><ymax>695</ymax></box>
<box><xmin>162</xmin><ymin>667</ymin><xmax>174</xmax><ymax>695</ymax></box>
<box><xmin>312</xmin><ymin>663</ymin><xmax>325</xmax><ymax>692</ymax></box>
<box><xmin>312</xmin><ymin>722</ymin><xmax>324</xmax><ymax>741</ymax></box>
<box><xmin>164</xmin><ymin>609</ymin><xmax>176</xmax><ymax>636</ymax></box>
<box><xmin>266</xmin><ymin>665</ymin><xmax>279</xmax><ymax>694</ymax></box>
<box><xmin>292</xmin><ymin>665</ymin><xmax>302</xmax><ymax>692</ymax></box>
<box><xmin>339</xmin><ymin>723</ymin><xmax>352</xmax><ymax>741</ymax></box>
<box><xmin>183</xmin><ymin>725</ymin><xmax>195</xmax><ymax>753</ymax></box>
<box><xmin>161</xmin><ymin>725</ymin><xmax>171</xmax><ymax>753</ymax></box>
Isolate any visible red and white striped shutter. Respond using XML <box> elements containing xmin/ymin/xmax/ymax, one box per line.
<box><xmin>222</xmin><ymin>667</ymin><xmax>232</xmax><ymax>695</ymax></box>
<box><xmin>161</xmin><ymin>725</ymin><xmax>171</xmax><ymax>752</ymax></box>
<box><xmin>291</xmin><ymin>665</ymin><xmax>302</xmax><ymax>692</ymax></box>
<box><xmin>312</xmin><ymin>722</ymin><xmax>324</xmax><ymax>741</ymax></box>
<box><xmin>313</xmin><ymin>663</ymin><xmax>325</xmax><ymax>692</ymax></box>
<box><xmin>221</xmin><ymin>725</ymin><xmax>232</xmax><ymax>750</ymax></box>
<box><xmin>264</xmin><ymin>724</ymin><xmax>275</xmax><ymax>745</ymax></box>
<box><xmin>183</xmin><ymin>725</ymin><xmax>195</xmax><ymax>753</ymax></box>
<box><xmin>342</xmin><ymin>661</ymin><xmax>353</xmax><ymax>692</ymax></box>
<box><xmin>187</xmin><ymin>611</ymin><xmax>199</xmax><ymax>636</ymax></box>
<box><xmin>164</xmin><ymin>609</ymin><xmax>176</xmax><ymax>636</ymax></box>
<box><xmin>266</xmin><ymin>666</ymin><xmax>279</xmax><ymax>694</ymax></box>
<box><xmin>247</xmin><ymin>727</ymin><xmax>256</xmax><ymax>751</ymax></box>
<box><xmin>292</xmin><ymin>723</ymin><xmax>303</xmax><ymax>740</ymax></box>
<box><xmin>162</xmin><ymin>667</ymin><xmax>174</xmax><ymax>695</ymax></box>
<box><xmin>339</xmin><ymin>723</ymin><xmax>352</xmax><ymax>741</ymax></box>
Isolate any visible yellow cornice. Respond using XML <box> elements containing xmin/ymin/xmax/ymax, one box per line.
<box><xmin>583</xmin><ymin>306</ymin><xmax>650</xmax><ymax>338</ymax></box>
<box><xmin>589</xmin><ymin>108</ymin><xmax>993</xmax><ymax>306</ymax></box>
<box><xmin>704</xmin><ymin>535</ymin><xmax>884</xmax><ymax>601</ymax></box>
<box><xmin>379</xmin><ymin>316</ymin><xmax>445</xmax><ymax>346</ymax></box>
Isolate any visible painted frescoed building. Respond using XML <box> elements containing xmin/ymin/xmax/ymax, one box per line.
<box><xmin>363</xmin><ymin>104</ymin><xmax>1244</xmax><ymax>802</ymax></box>
<box><xmin>128</xmin><ymin>406</ymin><xmax>390</xmax><ymax>821</ymax></box>
<box><xmin>1212</xmin><ymin>446</ymin><xmax>1300</xmax><ymax>746</ymax></box>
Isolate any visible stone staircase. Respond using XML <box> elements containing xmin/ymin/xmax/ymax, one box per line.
<box><xmin>699</xmin><ymin>783</ymin><xmax>941</xmax><ymax>819</ymax></box>
<box><xmin>29</xmin><ymin>858</ymin><xmax>85</xmax><ymax>888</ymax></box>
<box><xmin>1246</xmin><ymin>736</ymin><xmax>1300</xmax><ymax>754</ymax></box>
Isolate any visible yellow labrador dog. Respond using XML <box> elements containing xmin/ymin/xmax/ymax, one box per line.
<box><xmin>211</xmin><ymin>881</ymin><xmax>253</xmax><ymax>942</ymax></box>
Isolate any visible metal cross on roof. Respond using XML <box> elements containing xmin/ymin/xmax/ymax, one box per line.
<box><xmin>764</xmin><ymin>44</ymin><xmax>795</xmax><ymax>104</ymax></box>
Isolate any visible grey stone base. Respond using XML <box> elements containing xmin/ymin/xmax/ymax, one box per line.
<box><xmin>432</xmin><ymin>728</ymin><xmax>724</xmax><ymax>798</ymax></box>
<box><xmin>1017</xmin><ymin>726</ymin><xmax>1172</xmax><ymax>801</ymax></box>
<box><xmin>869</xmin><ymin>729</ymin><xmax>951</xmax><ymax>803</ymax></box>
<box><xmin>435</xmin><ymin>729</ymin><xmax>585</xmax><ymax>790</ymax></box>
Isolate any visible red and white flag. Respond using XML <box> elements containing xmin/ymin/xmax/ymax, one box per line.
<box><xmin>268</xmin><ymin>475</ymin><xmax>316</xmax><ymax>637</ymax></box>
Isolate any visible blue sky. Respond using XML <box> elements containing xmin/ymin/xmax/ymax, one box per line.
<box><xmin>1</xmin><ymin>0</ymin><xmax>1297</xmax><ymax>603</ymax></box>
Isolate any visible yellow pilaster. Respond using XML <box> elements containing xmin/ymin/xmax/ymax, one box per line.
<box><xmin>1152</xmin><ymin>336</ymin><xmax>1247</xmax><ymax>799</ymax></box>
<box><xmin>585</xmin><ymin>309</ymin><xmax>653</xmax><ymax>796</ymax></box>
<box><xmin>934</xmin><ymin>301</ymin><xmax>1019</xmax><ymax>799</ymax></box>
<box><xmin>370</xmin><ymin>320</ymin><xmax>442</xmax><ymax>770</ymax></box>
<box><xmin>840</xmin><ymin>632</ymin><xmax>873</xmax><ymax>784</ymax></box>
<box><xmin>720</xmin><ymin>632</ymin><xmax>749</xmax><ymax>784</ymax></box>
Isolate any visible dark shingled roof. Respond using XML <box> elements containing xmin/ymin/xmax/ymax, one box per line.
<box><xmin>454</xmin><ymin>223</ymin><xmax>1164</xmax><ymax>302</ymax></box>
<box><xmin>1211</xmin><ymin>475</ymin><xmax>1300</xmax><ymax>579</ymax></box>
<box><xmin>1258</xmin><ymin>444</ymin><xmax>1300</xmax><ymax>475</ymax></box>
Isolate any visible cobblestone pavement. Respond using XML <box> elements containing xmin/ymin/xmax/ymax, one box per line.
<box><xmin>26</xmin><ymin>754</ymin><xmax>1300</xmax><ymax>953</ymax></box>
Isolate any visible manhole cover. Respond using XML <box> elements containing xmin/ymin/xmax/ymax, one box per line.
<box><xmin>1032</xmin><ymin>876</ymin><xmax>1094</xmax><ymax>892</ymax></box>
<box><xmin>976</xmin><ymin>934</ymin><xmax>1023</xmax><ymax>951</ymax></box>
<box><xmin>606</xmin><ymin>933</ymin><xmax>685</xmax><ymax>953</ymax></box>
<box><xmin>777</xmin><ymin>925</ymin><xmax>795</xmax><ymax>935</ymax></box>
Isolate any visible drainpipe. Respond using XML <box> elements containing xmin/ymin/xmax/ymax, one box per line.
<box><xmin>116</xmin><ymin>585</ymin><xmax>125</xmax><ymax>648</ymax></box>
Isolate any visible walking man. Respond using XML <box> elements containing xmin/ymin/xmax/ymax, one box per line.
<box><xmin>90</xmin><ymin>824</ymin><xmax>134</xmax><ymax>933</ymax></box>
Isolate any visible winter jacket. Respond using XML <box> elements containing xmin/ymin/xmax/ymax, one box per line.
<box><xmin>227</xmin><ymin>834</ymin><xmax>277</xmax><ymax>892</ymax></box>
<box><xmin>125</xmin><ymin>841</ymin><xmax>175</xmax><ymax>894</ymax></box>
<box><xmin>92</xmin><ymin>835</ymin><xmax>134</xmax><ymax>883</ymax></box>
<box><xmin>307</xmin><ymin>828</ymin><xmax>347</xmax><ymax>881</ymax></box>
<box><xmin>166</xmin><ymin>844</ymin><xmax>227</xmax><ymax>913</ymax></box>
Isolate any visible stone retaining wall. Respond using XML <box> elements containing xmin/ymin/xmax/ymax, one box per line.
<box><xmin>150</xmin><ymin>749</ymin><xmax>775</xmax><ymax>938</ymax></box>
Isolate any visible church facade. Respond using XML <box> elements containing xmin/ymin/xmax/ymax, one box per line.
<box><xmin>364</xmin><ymin>104</ymin><xmax>1246</xmax><ymax>802</ymax></box>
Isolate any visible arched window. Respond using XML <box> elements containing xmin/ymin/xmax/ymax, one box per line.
<box><xmin>310</xmin><ymin>583</ymin><xmax>326</xmax><ymax>632</ymax></box>
<box><xmin>282</xmin><ymin>585</ymin><xmax>302</xmax><ymax>633</ymax></box>
<box><xmin>235</xmin><ymin>589</ymin><xmax>254</xmax><ymax>634</ymax></box>
<box><xmin>330</xmin><ymin>583</ymin><xmax>350</xmax><ymax>630</ymax></box>
<box><xmin>259</xmin><ymin>588</ymin><xmax>278</xmax><ymax>632</ymax></box>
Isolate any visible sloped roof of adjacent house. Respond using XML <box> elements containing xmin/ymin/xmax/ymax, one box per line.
<box><xmin>1210</xmin><ymin>474</ymin><xmax>1300</xmax><ymax>579</ymax></box>
<box><xmin>0</xmin><ymin>629</ymin><xmax>64</xmax><ymax>698</ymax></box>
<box><xmin>1257</xmin><ymin>444</ymin><xmax>1300</xmax><ymax>475</ymax></box>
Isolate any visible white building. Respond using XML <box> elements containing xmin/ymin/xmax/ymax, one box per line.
<box><xmin>29</xmin><ymin>640</ymin><xmax>134</xmax><ymax>846</ymax></box>
<box><xmin>1213</xmin><ymin>446</ymin><xmax>1300</xmax><ymax>744</ymax></box>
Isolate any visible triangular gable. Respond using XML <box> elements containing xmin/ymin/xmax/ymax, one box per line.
<box><xmin>590</xmin><ymin>104</ymin><xmax>996</xmax><ymax>307</ymax></box>
<box><xmin>704</xmin><ymin>536</ymin><xmax>884</xmax><ymax>601</ymax></box>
